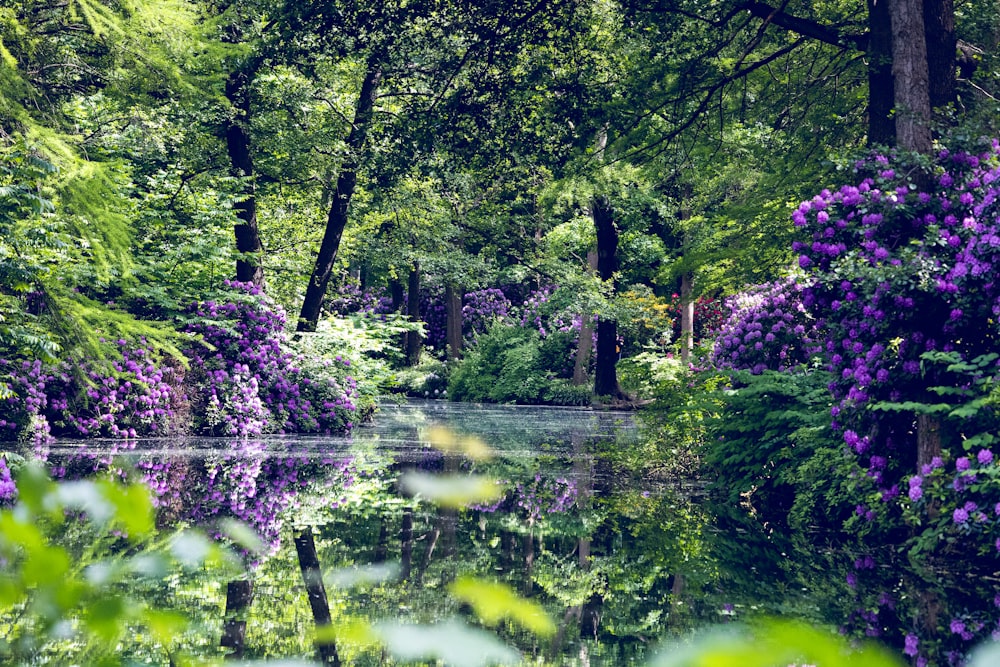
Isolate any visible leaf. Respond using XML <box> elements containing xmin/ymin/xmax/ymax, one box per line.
<box><xmin>325</xmin><ymin>562</ymin><xmax>400</xmax><ymax>589</ymax></box>
<box><xmin>373</xmin><ymin>618</ymin><xmax>520</xmax><ymax>667</ymax></box>
<box><xmin>425</xmin><ymin>425</ymin><xmax>493</xmax><ymax>460</ymax></box>
<box><xmin>217</xmin><ymin>518</ymin><xmax>266</xmax><ymax>555</ymax></box>
<box><xmin>449</xmin><ymin>576</ymin><xmax>556</xmax><ymax>637</ymax></box>
<box><xmin>967</xmin><ymin>641</ymin><xmax>1000</xmax><ymax>667</ymax></box>
<box><xmin>399</xmin><ymin>472</ymin><xmax>504</xmax><ymax>509</ymax></box>
<box><xmin>646</xmin><ymin>619</ymin><xmax>904</xmax><ymax>667</ymax></box>
<box><xmin>170</xmin><ymin>530</ymin><xmax>213</xmax><ymax>568</ymax></box>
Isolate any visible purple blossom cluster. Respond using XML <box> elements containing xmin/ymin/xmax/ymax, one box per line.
<box><xmin>470</xmin><ymin>473</ymin><xmax>579</xmax><ymax>520</ymax></box>
<box><xmin>0</xmin><ymin>340</ymin><xmax>182</xmax><ymax>451</ymax></box>
<box><xmin>325</xmin><ymin>282</ymin><xmax>393</xmax><ymax>317</ymax></box>
<box><xmin>0</xmin><ymin>457</ymin><xmax>15</xmax><ymax>503</ymax></box>
<box><xmin>795</xmin><ymin>144</ymin><xmax>1000</xmax><ymax>443</ymax></box>
<box><xmin>711</xmin><ymin>277</ymin><xmax>820</xmax><ymax>373</ymax></box>
<box><xmin>462</xmin><ymin>288</ymin><xmax>513</xmax><ymax>342</ymax></box>
<box><xmin>185</xmin><ymin>281</ymin><xmax>360</xmax><ymax>436</ymax></box>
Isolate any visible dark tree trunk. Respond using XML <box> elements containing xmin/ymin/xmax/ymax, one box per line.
<box><xmin>924</xmin><ymin>0</ymin><xmax>956</xmax><ymax>111</ymax></box>
<box><xmin>573</xmin><ymin>252</ymin><xmax>598</xmax><ymax>386</ymax></box>
<box><xmin>888</xmin><ymin>0</ymin><xmax>933</xmax><ymax>153</ymax></box>
<box><xmin>592</xmin><ymin>196</ymin><xmax>623</xmax><ymax>398</ymax></box>
<box><xmin>225</xmin><ymin>68</ymin><xmax>265</xmax><ymax>288</ymax></box>
<box><xmin>220</xmin><ymin>579</ymin><xmax>253</xmax><ymax>660</ymax></box>
<box><xmin>446</xmin><ymin>283</ymin><xmax>463</xmax><ymax>360</ymax></box>
<box><xmin>405</xmin><ymin>264</ymin><xmax>422</xmax><ymax>366</ymax></box>
<box><xmin>293</xmin><ymin>529</ymin><xmax>340</xmax><ymax>666</ymax></box>
<box><xmin>866</xmin><ymin>0</ymin><xmax>896</xmax><ymax>146</ymax></box>
<box><xmin>297</xmin><ymin>57</ymin><xmax>383</xmax><ymax>332</ymax></box>
<box><xmin>390</xmin><ymin>278</ymin><xmax>405</xmax><ymax>312</ymax></box>
<box><xmin>400</xmin><ymin>508</ymin><xmax>414</xmax><ymax>581</ymax></box>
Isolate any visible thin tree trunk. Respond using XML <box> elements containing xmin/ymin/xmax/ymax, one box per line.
<box><xmin>293</xmin><ymin>529</ymin><xmax>340</xmax><ymax>666</ymax></box>
<box><xmin>400</xmin><ymin>508</ymin><xmax>414</xmax><ymax>581</ymax></box>
<box><xmin>225</xmin><ymin>67</ymin><xmax>265</xmax><ymax>288</ymax></box>
<box><xmin>220</xmin><ymin>579</ymin><xmax>253</xmax><ymax>660</ymax></box>
<box><xmin>446</xmin><ymin>283</ymin><xmax>463</xmax><ymax>360</ymax></box>
<box><xmin>888</xmin><ymin>0</ymin><xmax>932</xmax><ymax>153</ymax></box>
<box><xmin>405</xmin><ymin>264</ymin><xmax>422</xmax><ymax>366</ymax></box>
<box><xmin>297</xmin><ymin>57</ymin><xmax>383</xmax><ymax>332</ymax></box>
<box><xmin>680</xmin><ymin>273</ymin><xmax>695</xmax><ymax>363</ymax></box>
<box><xmin>573</xmin><ymin>252</ymin><xmax>598</xmax><ymax>386</ymax></box>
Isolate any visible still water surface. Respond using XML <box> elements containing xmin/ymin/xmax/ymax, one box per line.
<box><xmin>44</xmin><ymin>399</ymin><xmax>833</xmax><ymax>665</ymax></box>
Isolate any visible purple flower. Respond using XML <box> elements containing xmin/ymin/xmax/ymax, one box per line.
<box><xmin>978</xmin><ymin>449</ymin><xmax>994</xmax><ymax>465</ymax></box>
<box><xmin>904</xmin><ymin>634</ymin><xmax>919</xmax><ymax>656</ymax></box>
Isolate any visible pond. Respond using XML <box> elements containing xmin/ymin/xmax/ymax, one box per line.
<box><xmin>33</xmin><ymin>399</ymin><xmax>865</xmax><ymax>665</ymax></box>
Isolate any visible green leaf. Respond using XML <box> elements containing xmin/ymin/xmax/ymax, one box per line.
<box><xmin>373</xmin><ymin>618</ymin><xmax>520</xmax><ymax>667</ymax></box>
<box><xmin>398</xmin><ymin>472</ymin><xmax>504</xmax><ymax>509</ymax></box>
<box><xmin>449</xmin><ymin>576</ymin><xmax>556</xmax><ymax>637</ymax></box>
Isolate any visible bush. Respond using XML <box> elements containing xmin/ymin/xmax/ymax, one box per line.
<box><xmin>448</xmin><ymin>323</ymin><xmax>592</xmax><ymax>405</ymax></box>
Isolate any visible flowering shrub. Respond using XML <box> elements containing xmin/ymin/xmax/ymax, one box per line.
<box><xmin>0</xmin><ymin>340</ymin><xmax>183</xmax><ymax>452</ymax></box>
<box><xmin>788</xmin><ymin>141</ymin><xmax>1000</xmax><ymax>665</ymax></box>
<box><xmin>711</xmin><ymin>277</ymin><xmax>820</xmax><ymax>373</ymax></box>
<box><xmin>184</xmin><ymin>281</ymin><xmax>362</xmax><ymax>436</ymax></box>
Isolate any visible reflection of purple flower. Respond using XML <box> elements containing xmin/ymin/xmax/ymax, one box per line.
<box><xmin>0</xmin><ymin>458</ymin><xmax>15</xmax><ymax>502</ymax></box>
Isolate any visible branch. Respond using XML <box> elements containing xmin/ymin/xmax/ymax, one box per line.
<box><xmin>740</xmin><ymin>1</ymin><xmax>868</xmax><ymax>51</ymax></box>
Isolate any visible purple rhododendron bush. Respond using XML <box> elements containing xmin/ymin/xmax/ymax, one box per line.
<box><xmin>0</xmin><ymin>281</ymin><xmax>371</xmax><ymax>450</ymax></box>
<box><xmin>707</xmin><ymin>140</ymin><xmax>1000</xmax><ymax>665</ymax></box>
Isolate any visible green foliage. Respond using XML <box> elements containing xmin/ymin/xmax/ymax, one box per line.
<box><xmin>0</xmin><ymin>463</ymin><xmax>241</xmax><ymax>665</ymax></box>
<box><xmin>448</xmin><ymin>323</ymin><xmax>590</xmax><ymax>405</ymax></box>
<box><xmin>701</xmin><ymin>369</ymin><xmax>837</xmax><ymax>504</ymax></box>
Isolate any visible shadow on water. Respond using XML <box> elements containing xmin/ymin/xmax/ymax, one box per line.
<box><xmin>39</xmin><ymin>399</ymin><xmax>838</xmax><ymax>665</ymax></box>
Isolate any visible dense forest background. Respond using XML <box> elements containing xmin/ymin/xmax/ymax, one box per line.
<box><xmin>5</xmin><ymin>1</ymin><xmax>1000</xmax><ymax>665</ymax></box>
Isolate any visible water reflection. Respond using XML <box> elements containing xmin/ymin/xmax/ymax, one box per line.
<box><xmin>37</xmin><ymin>399</ymin><xmax>826</xmax><ymax>664</ymax></box>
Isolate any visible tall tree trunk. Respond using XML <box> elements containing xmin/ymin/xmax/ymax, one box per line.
<box><xmin>446</xmin><ymin>283</ymin><xmax>463</xmax><ymax>360</ymax></box>
<box><xmin>888</xmin><ymin>0</ymin><xmax>933</xmax><ymax>153</ymax></box>
<box><xmin>924</xmin><ymin>0</ymin><xmax>956</xmax><ymax>111</ymax></box>
<box><xmin>405</xmin><ymin>264</ymin><xmax>422</xmax><ymax>366</ymax></box>
<box><xmin>225</xmin><ymin>67</ymin><xmax>265</xmax><ymax>288</ymax></box>
<box><xmin>592</xmin><ymin>196</ymin><xmax>623</xmax><ymax>398</ymax></box>
<box><xmin>573</xmin><ymin>252</ymin><xmax>598</xmax><ymax>386</ymax></box>
<box><xmin>294</xmin><ymin>529</ymin><xmax>341</xmax><ymax>666</ymax></box>
<box><xmin>220</xmin><ymin>579</ymin><xmax>253</xmax><ymax>660</ymax></box>
<box><xmin>866</xmin><ymin>0</ymin><xmax>896</xmax><ymax>146</ymax></box>
<box><xmin>297</xmin><ymin>57</ymin><xmax>383</xmax><ymax>332</ymax></box>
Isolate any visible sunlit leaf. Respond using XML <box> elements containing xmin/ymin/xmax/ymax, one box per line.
<box><xmin>144</xmin><ymin>609</ymin><xmax>188</xmax><ymax>644</ymax></box>
<box><xmin>968</xmin><ymin>641</ymin><xmax>1000</xmax><ymax>667</ymax></box>
<box><xmin>83</xmin><ymin>595</ymin><xmax>128</xmax><ymax>642</ymax></box>
<box><xmin>646</xmin><ymin>620</ymin><xmax>904</xmax><ymax>667</ymax></box>
<box><xmin>399</xmin><ymin>472</ymin><xmax>503</xmax><ymax>508</ymax></box>
<box><xmin>218</xmin><ymin>518</ymin><xmax>265</xmax><ymax>555</ymax></box>
<box><xmin>57</xmin><ymin>481</ymin><xmax>114</xmax><ymax>524</ymax></box>
<box><xmin>450</xmin><ymin>576</ymin><xmax>556</xmax><ymax>637</ymax></box>
<box><xmin>373</xmin><ymin>618</ymin><xmax>520</xmax><ymax>667</ymax></box>
<box><xmin>170</xmin><ymin>530</ymin><xmax>212</xmax><ymax>568</ymax></box>
<box><xmin>325</xmin><ymin>562</ymin><xmax>400</xmax><ymax>589</ymax></box>
<box><xmin>425</xmin><ymin>425</ymin><xmax>493</xmax><ymax>460</ymax></box>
